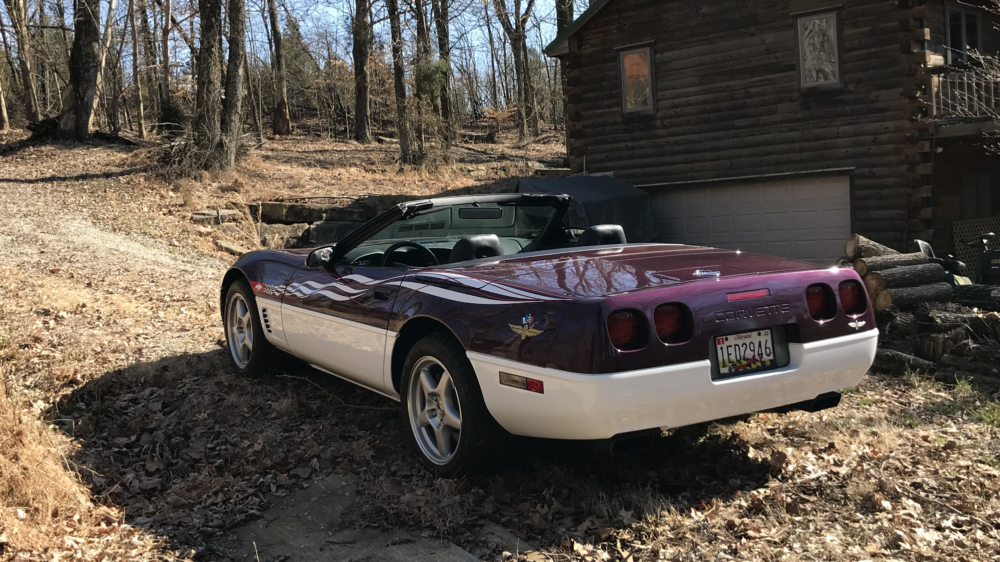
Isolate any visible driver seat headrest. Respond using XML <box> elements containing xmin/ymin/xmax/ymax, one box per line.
<box><xmin>576</xmin><ymin>224</ymin><xmax>627</xmax><ymax>246</ymax></box>
<box><xmin>450</xmin><ymin>234</ymin><xmax>503</xmax><ymax>263</ymax></box>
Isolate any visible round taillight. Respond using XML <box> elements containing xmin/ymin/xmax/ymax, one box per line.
<box><xmin>806</xmin><ymin>284</ymin><xmax>836</xmax><ymax>321</ymax></box>
<box><xmin>654</xmin><ymin>303</ymin><xmax>692</xmax><ymax>343</ymax></box>
<box><xmin>607</xmin><ymin>310</ymin><xmax>647</xmax><ymax>351</ymax></box>
<box><xmin>838</xmin><ymin>280</ymin><xmax>867</xmax><ymax>316</ymax></box>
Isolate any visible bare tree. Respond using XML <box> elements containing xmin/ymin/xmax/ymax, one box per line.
<box><xmin>128</xmin><ymin>0</ymin><xmax>146</xmax><ymax>138</ymax></box>
<box><xmin>59</xmin><ymin>0</ymin><xmax>102</xmax><ymax>138</ymax></box>
<box><xmin>555</xmin><ymin>0</ymin><xmax>571</xmax><ymax>129</ymax></box>
<box><xmin>91</xmin><ymin>0</ymin><xmax>120</xmax><ymax>129</ymax></box>
<box><xmin>386</xmin><ymin>0</ymin><xmax>416</xmax><ymax>163</ymax></box>
<box><xmin>492</xmin><ymin>0</ymin><xmax>538</xmax><ymax>139</ymax></box>
<box><xmin>430</xmin><ymin>0</ymin><xmax>452</xmax><ymax>134</ymax></box>
<box><xmin>351</xmin><ymin>0</ymin><xmax>372</xmax><ymax>143</ymax></box>
<box><xmin>195</xmin><ymin>0</ymin><xmax>223</xmax><ymax>151</ymax></box>
<box><xmin>162</xmin><ymin>0</ymin><xmax>171</xmax><ymax>95</ymax></box>
<box><xmin>0</xmin><ymin>76</ymin><xmax>9</xmax><ymax>131</ymax></box>
<box><xmin>221</xmin><ymin>0</ymin><xmax>247</xmax><ymax>167</ymax></box>
<box><xmin>266</xmin><ymin>0</ymin><xmax>291</xmax><ymax>135</ymax></box>
<box><xmin>3</xmin><ymin>0</ymin><xmax>40</xmax><ymax>121</ymax></box>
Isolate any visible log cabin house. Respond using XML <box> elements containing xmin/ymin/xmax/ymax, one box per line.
<box><xmin>545</xmin><ymin>0</ymin><xmax>1000</xmax><ymax>264</ymax></box>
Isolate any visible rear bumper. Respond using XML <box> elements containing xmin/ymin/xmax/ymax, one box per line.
<box><xmin>467</xmin><ymin>329</ymin><xmax>878</xmax><ymax>440</ymax></box>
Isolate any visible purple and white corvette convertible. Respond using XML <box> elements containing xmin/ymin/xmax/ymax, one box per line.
<box><xmin>220</xmin><ymin>193</ymin><xmax>877</xmax><ymax>475</ymax></box>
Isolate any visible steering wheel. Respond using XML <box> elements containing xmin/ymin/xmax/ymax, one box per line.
<box><xmin>379</xmin><ymin>241</ymin><xmax>440</xmax><ymax>267</ymax></box>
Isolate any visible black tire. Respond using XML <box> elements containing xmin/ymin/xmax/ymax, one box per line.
<box><xmin>223</xmin><ymin>279</ymin><xmax>277</xmax><ymax>376</ymax></box>
<box><xmin>400</xmin><ymin>332</ymin><xmax>505</xmax><ymax>477</ymax></box>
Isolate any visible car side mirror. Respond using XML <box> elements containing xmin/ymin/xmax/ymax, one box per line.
<box><xmin>307</xmin><ymin>246</ymin><xmax>334</xmax><ymax>268</ymax></box>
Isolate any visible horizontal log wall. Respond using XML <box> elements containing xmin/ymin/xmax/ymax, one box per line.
<box><xmin>562</xmin><ymin>0</ymin><xmax>930</xmax><ymax>250</ymax></box>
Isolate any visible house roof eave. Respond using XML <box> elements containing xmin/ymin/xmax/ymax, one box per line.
<box><xmin>543</xmin><ymin>0</ymin><xmax>615</xmax><ymax>57</ymax></box>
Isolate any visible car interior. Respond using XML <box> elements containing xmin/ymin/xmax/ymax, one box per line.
<box><xmin>336</xmin><ymin>201</ymin><xmax>628</xmax><ymax>269</ymax></box>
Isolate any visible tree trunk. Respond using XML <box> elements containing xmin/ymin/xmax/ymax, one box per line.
<box><xmin>414</xmin><ymin>0</ymin><xmax>431</xmax><ymax>158</ymax></box>
<box><xmin>91</xmin><ymin>0</ymin><xmax>120</xmax><ymax>131</ymax></box>
<box><xmin>492</xmin><ymin>0</ymin><xmax>536</xmax><ymax>141</ymax></box>
<box><xmin>0</xmin><ymin>22</ymin><xmax>20</xmax><ymax>92</ymax></box>
<box><xmin>855</xmin><ymin>252</ymin><xmax>928</xmax><ymax>277</ymax></box>
<box><xmin>128</xmin><ymin>0</ymin><xmax>146</xmax><ymax>139</ymax></box>
<box><xmin>483</xmin><ymin>7</ymin><xmax>499</xmax><ymax>109</ymax></box>
<box><xmin>385</xmin><ymin>0</ymin><xmax>415</xmax><ymax>163</ymax></box>
<box><xmin>162</xmin><ymin>0</ymin><xmax>171</xmax><ymax>95</ymax></box>
<box><xmin>266</xmin><ymin>0</ymin><xmax>291</xmax><ymax>135</ymax></box>
<box><xmin>3</xmin><ymin>0</ymin><xmax>40</xmax><ymax>121</ymax></box>
<box><xmin>221</xmin><ymin>0</ymin><xmax>247</xmax><ymax>168</ymax></box>
<box><xmin>136</xmin><ymin>0</ymin><xmax>158</xmax><ymax>117</ymax></box>
<box><xmin>195</xmin><ymin>0</ymin><xmax>223</xmax><ymax>156</ymax></box>
<box><xmin>62</xmin><ymin>0</ymin><xmax>103</xmax><ymax>138</ymax></box>
<box><xmin>887</xmin><ymin>282</ymin><xmax>953</xmax><ymax>310</ymax></box>
<box><xmin>519</xmin><ymin>35</ymin><xmax>538</xmax><ymax>135</ymax></box>
<box><xmin>845</xmin><ymin>234</ymin><xmax>898</xmax><ymax>262</ymax></box>
<box><xmin>863</xmin><ymin>263</ymin><xmax>947</xmax><ymax>294</ymax></box>
<box><xmin>0</xmin><ymin>78</ymin><xmax>9</xmax><ymax>132</ymax></box>
<box><xmin>351</xmin><ymin>0</ymin><xmax>372</xmax><ymax>143</ymax></box>
<box><xmin>430</xmin><ymin>0</ymin><xmax>452</xmax><ymax>132</ymax></box>
<box><xmin>555</xmin><ymin>0</ymin><xmax>571</xmax><ymax>129</ymax></box>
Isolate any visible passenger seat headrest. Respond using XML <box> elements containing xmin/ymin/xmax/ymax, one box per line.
<box><xmin>576</xmin><ymin>224</ymin><xmax>627</xmax><ymax>246</ymax></box>
<box><xmin>450</xmin><ymin>234</ymin><xmax>504</xmax><ymax>263</ymax></box>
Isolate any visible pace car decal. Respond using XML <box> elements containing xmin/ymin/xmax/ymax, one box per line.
<box><xmin>252</xmin><ymin>281</ymin><xmax>286</xmax><ymax>297</ymax></box>
<box><xmin>509</xmin><ymin>314</ymin><xmax>544</xmax><ymax>339</ymax></box>
<box><xmin>282</xmin><ymin>271</ymin><xmax>569</xmax><ymax>305</ymax></box>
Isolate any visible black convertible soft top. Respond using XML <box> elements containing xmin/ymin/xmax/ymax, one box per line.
<box><xmin>516</xmin><ymin>176</ymin><xmax>659</xmax><ymax>243</ymax></box>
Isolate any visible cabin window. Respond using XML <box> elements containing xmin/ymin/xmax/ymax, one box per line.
<box><xmin>620</xmin><ymin>48</ymin><xmax>653</xmax><ymax>112</ymax></box>
<box><xmin>947</xmin><ymin>7</ymin><xmax>980</xmax><ymax>64</ymax></box>
<box><xmin>798</xmin><ymin>12</ymin><xmax>840</xmax><ymax>87</ymax></box>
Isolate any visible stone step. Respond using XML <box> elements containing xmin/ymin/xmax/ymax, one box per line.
<box><xmin>191</xmin><ymin>208</ymin><xmax>241</xmax><ymax>223</ymax></box>
<box><xmin>307</xmin><ymin>221</ymin><xmax>360</xmax><ymax>245</ymax></box>
<box><xmin>355</xmin><ymin>194</ymin><xmax>427</xmax><ymax>219</ymax></box>
<box><xmin>248</xmin><ymin>202</ymin><xmax>367</xmax><ymax>224</ymax></box>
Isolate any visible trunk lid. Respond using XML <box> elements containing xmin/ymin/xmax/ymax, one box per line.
<box><xmin>449</xmin><ymin>244</ymin><xmax>817</xmax><ymax>298</ymax></box>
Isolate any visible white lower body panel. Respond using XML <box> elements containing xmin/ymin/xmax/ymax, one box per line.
<box><xmin>468</xmin><ymin>329</ymin><xmax>878</xmax><ymax>440</ymax></box>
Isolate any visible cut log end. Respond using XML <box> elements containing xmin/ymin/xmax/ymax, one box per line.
<box><xmin>845</xmin><ymin>234</ymin><xmax>900</xmax><ymax>262</ymax></box>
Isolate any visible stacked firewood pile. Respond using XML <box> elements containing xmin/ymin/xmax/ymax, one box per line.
<box><xmin>839</xmin><ymin>235</ymin><xmax>1000</xmax><ymax>383</ymax></box>
<box><xmin>872</xmin><ymin>301</ymin><xmax>1000</xmax><ymax>385</ymax></box>
<box><xmin>841</xmin><ymin>234</ymin><xmax>952</xmax><ymax>311</ymax></box>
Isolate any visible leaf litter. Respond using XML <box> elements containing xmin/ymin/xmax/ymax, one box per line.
<box><xmin>0</xmin><ymin>138</ymin><xmax>998</xmax><ymax>562</ymax></box>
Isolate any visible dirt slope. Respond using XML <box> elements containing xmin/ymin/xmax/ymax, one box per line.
<box><xmin>1</xmin><ymin>139</ymin><xmax>1000</xmax><ymax>562</ymax></box>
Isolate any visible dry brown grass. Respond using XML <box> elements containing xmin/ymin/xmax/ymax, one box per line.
<box><xmin>0</xmin><ymin>367</ymin><xmax>175</xmax><ymax>560</ymax></box>
<box><xmin>0</xmin><ymin>367</ymin><xmax>88</xmax><ymax>551</ymax></box>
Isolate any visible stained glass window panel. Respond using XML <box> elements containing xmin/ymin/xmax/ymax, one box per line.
<box><xmin>621</xmin><ymin>49</ymin><xmax>651</xmax><ymax>111</ymax></box>
<box><xmin>799</xmin><ymin>13</ymin><xmax>839</xmax><ymax>87</ymax></box>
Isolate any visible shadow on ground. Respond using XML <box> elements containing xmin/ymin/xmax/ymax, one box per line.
<box><xmin>54</xmin><ymin>344</ymin><xmax>769</xmax><ymax>560</ymax></box>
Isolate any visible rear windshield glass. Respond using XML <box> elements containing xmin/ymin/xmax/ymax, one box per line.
<box><xmin>361</xmin><ymin>202</ymin><xmax>559</xmax><ymax>245</ymax></box>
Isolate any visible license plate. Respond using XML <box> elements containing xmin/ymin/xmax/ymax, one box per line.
<box><xmin>715</xmin><ymin>329</ymin><xmax>776</xmax><ymax>377</ymax></box>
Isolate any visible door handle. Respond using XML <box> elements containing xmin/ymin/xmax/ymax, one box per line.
<box><xmin>372</xmin><ymin>286</ymin><xmax>395</xmax><ymax>301</ymax></box>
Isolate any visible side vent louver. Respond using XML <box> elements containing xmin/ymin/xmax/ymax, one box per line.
<box><xmin>261</xmin><ymin>308</ymin><xmax>272</xmax><ymax>333</ymax></box>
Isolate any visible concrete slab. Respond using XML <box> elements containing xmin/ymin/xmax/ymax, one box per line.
<box><xmin>226</xmin><ymin>473</ymin><xmax>478</xmax><ymax>562</ymax></box>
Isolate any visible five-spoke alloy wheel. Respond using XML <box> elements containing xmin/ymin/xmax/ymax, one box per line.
<box><xmin>226</xmin><ymin>292</ymin><xmax>254</xmax><ymax>368</ymax></box>
<box><xmin>223</xmin><ymin>279</ymin><xmax>275</xmax><ymax>376</ymax></box>
<box><xmin>407</xmin><ymin>356</ymin><xmax>463</xmax><ymax>464</ymax></box>
<box><xmin>400</xmin><ymin>333</ymin><xmax>504</xmax><ymax>476</ymax></box>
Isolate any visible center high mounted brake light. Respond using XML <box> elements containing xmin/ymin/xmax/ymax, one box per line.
<box><xmin>726</xmin><ymin>288</ymin><xmax>770</xmax><ymax>302</ymax></box>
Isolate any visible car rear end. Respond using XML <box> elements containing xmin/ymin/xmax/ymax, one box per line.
<box><xmin>469</xmin><ymin>266</ymin><xmax>877</xmax><ymax>442</ymax></box>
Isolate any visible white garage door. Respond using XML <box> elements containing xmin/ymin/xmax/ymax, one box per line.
<box><xmin>650</xmin><ymin>176</ymin><xmax>851</xmax><ymax>264</ymax></box>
